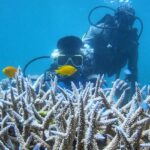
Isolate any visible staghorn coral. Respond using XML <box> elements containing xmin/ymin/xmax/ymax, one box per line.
<box><xmin>0</xmin><ymin>72</ymin><xmax>150</xmax><ymax>150</ymax></box>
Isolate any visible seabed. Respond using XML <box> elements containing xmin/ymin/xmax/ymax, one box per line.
<box><xmin>0</xmin><ymin>70</ymin><xmax>150</xmax><ymax>150</ymax></box>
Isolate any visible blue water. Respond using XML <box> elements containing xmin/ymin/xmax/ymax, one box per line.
<box><xmin>0</xmin><ymin>0</ymin><xmax>149</xmax><ymax>85</ymax></box>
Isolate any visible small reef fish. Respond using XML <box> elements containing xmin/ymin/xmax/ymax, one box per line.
<box><xmin>55</xmin><ymin>65</ymin><xmax>77</xmax><ymax>76</ymax></box>
<box><xmin>39</xmin><ymin>110</ymin><xmax>48</xmax><ymax>117</ymax></box>
<box><xmin>2</xmin><ymin>66</ymin><xmax>17</xmax><ymax>78</ymax></box>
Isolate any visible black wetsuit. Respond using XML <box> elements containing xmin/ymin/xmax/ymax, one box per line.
<box><xmin>82</xmin><ymin>14</ymin><xmax>139</xmax><ymax>90</ymax></box>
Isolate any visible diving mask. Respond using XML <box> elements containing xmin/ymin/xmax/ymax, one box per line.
<box><xmin>57</xmin><ymin>54</ymin><xmax>83</xmax><ymax>67</ymax></box>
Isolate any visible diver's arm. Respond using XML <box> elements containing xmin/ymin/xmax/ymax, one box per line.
<box><xmin>82</xmin><ymin>14</ymin><xmax>114</xmax><ymax>46</ymax></box>
<box><xmin>82</xmin><ymin>26</ymin><xmax>103</xmax><ymax>45</ymax></box>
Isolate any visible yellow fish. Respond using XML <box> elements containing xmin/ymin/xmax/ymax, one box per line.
<box><xmin>39</xmin><ymin>110</ymin><xmax>48</xmax><ymax>117</ymax></box>
<box><xmin>2</xmin><ymin>66</ymin><xmax>17</xmax><ymax>78</ymax></box>
<box><xmin>55</xmin><ymin>65</ymin><xmax>77</xmax><ymax>76</ymax></box>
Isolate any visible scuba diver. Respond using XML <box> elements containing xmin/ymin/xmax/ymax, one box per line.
<box><xmin>46</xmin><ymin>35</ymin><xmax>86</xmax><ymax>88</ymax></box>
<box><xmin>23</xmin><ymin>5</ymin><xmax>143</xmax><ymax>93</ymax></box>
<box><xmin>23</xmin><ymin>36</ymin><xmax>87</xmax><ymax>89</ymax></box>
<box><xmin>82</xmin><ymin>5</ymin><xmax>143</xmax><ymax>94</ymax></box>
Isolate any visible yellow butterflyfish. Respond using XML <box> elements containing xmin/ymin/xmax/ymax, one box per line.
<box><xmin>2</xmin><ymin>66</ymin><xmax>17</xmax><ymax>78</ymax></box>
<box><xmin>55</xmin><ymin>65</ymin><xmax>77</xmax><ymax>76</ymax></box>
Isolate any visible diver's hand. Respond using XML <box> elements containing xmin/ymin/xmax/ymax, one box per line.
<box><xmin>114</xmin><ymin>79</ymin><xmax>131</xmax><ymax>100</ymax></box>
<box><xmin>44</xmin><ymin>71</ymin><xmax>56</xmax><ymax>81</ymax></box>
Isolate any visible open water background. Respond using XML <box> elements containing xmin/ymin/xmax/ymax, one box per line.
<box><xmin>0</xmin><ymin>0</ymin><xmax>149</xmax><ymax>85</ymax></box>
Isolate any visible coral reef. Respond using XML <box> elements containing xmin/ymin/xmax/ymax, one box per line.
<box><xmin>0</xmin><ymin>71</ymin><xmax>150</xmax><ymax>150</ymax></box>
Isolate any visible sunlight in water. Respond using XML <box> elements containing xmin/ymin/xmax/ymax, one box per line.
<box><xmin>104</xmin><ymin>0</ymin><xmax>131</xmax><ymax>5</ymax></box>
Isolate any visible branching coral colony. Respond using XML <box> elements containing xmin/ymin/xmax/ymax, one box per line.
<box><xmin>0</xmin><ymin>70</ymin><xmax>150</xmax><ymax>150</ymax></box>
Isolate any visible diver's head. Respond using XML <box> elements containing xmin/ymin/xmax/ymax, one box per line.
<box><xmin>115</xmin><ymin>5</ymin><xmax>136</xmax><ymax>29</ymax></box>
<box><xmin>57</xmin><ymin>36</ymin><xmax>83</xmax><ymax>55</ymax></box>
<box><xmin>52</xmin><ymin>36</ymin><xmax>84</xmax><ymax>68</ymax></box>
